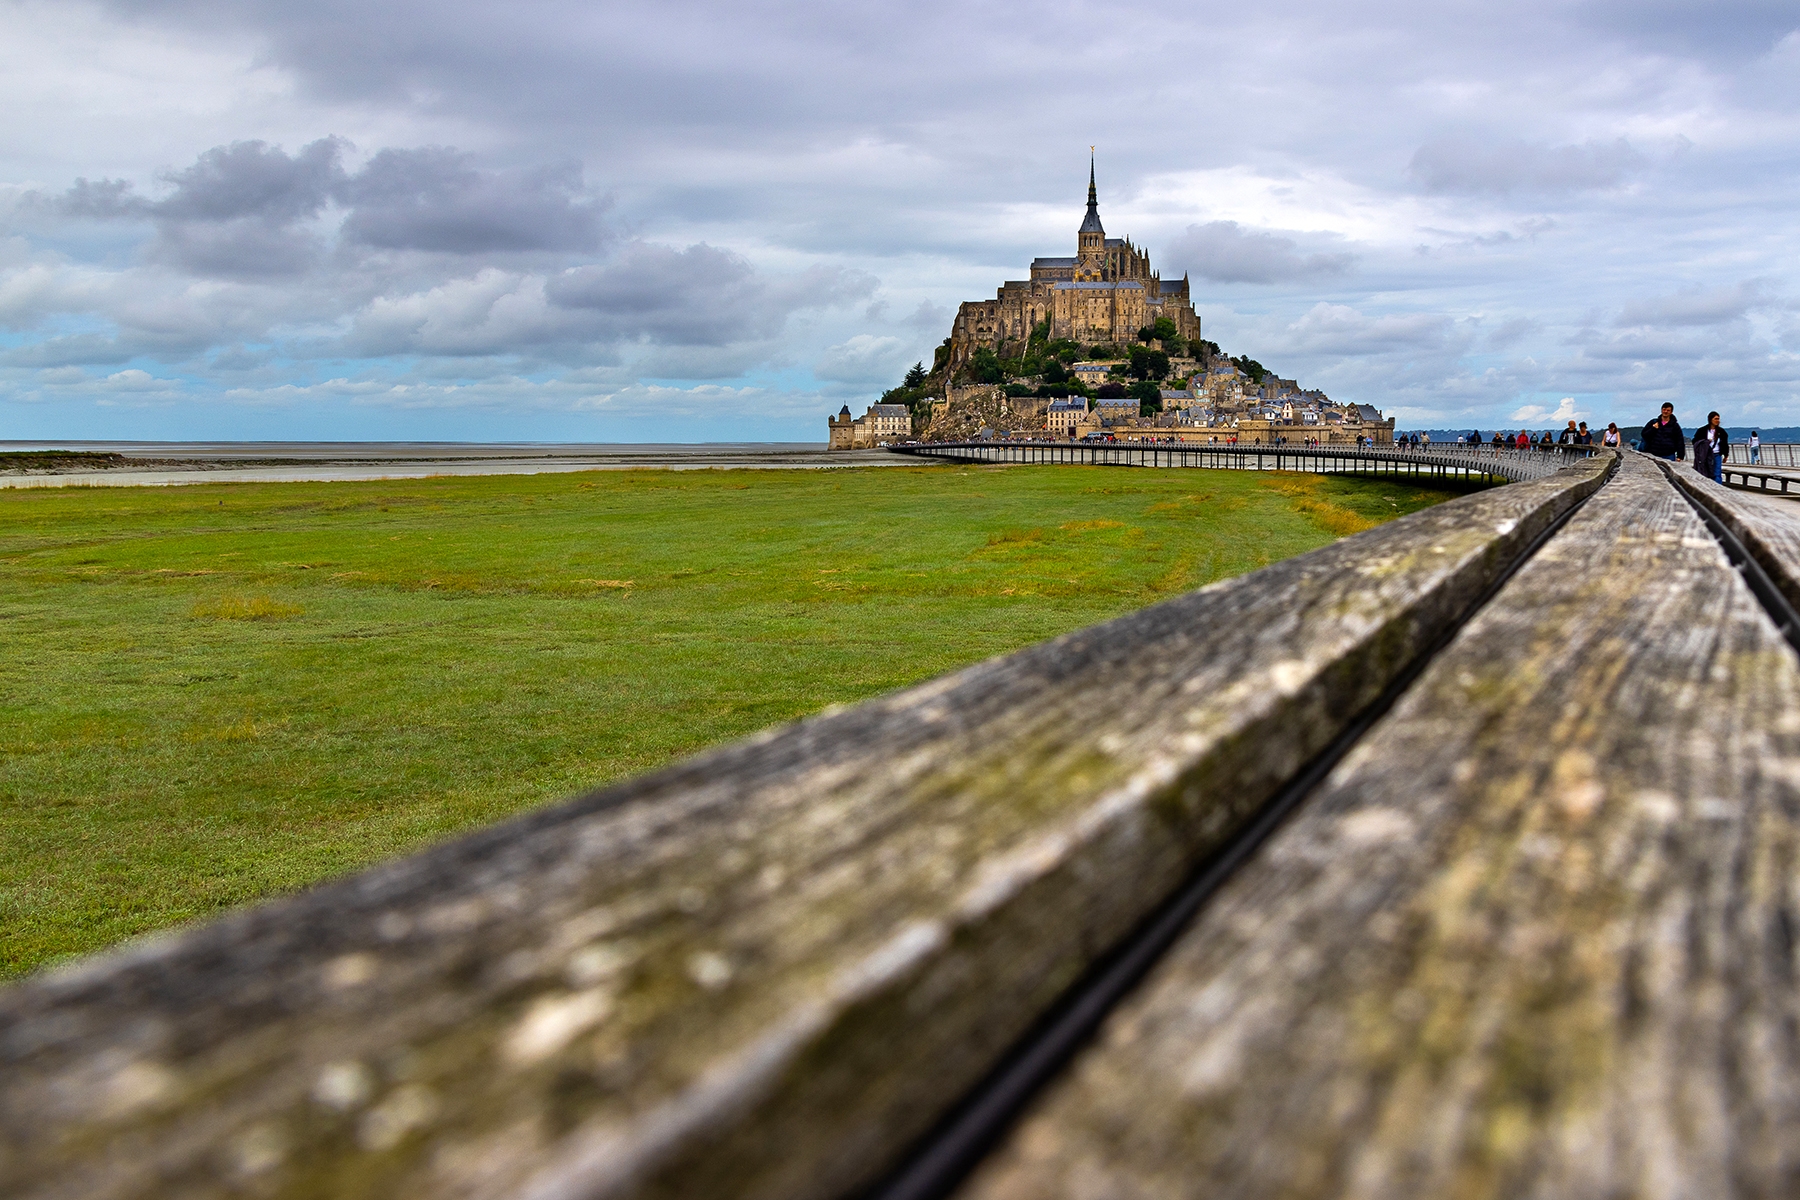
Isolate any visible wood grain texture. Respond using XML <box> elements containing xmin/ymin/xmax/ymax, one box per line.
<box><xmin>0</xmin><ymin>460</ymin><xmax>1608</xmax><ymax>1200</ymax></box>
<box><xmin>1661</xmin><ymin>455</ymin><xmax>1800</xmax><ymax>615</ymax></box>
<box><xmin>959</xmin><ymin>451</ymin><xmax>1800</xmax><ymax>1200</ymax></box>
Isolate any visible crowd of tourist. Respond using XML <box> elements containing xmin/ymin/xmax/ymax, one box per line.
<box><xmin>1439</xmin><ymin>405</ymin><xmax>1762</xmax><ymax>485</ymax></box>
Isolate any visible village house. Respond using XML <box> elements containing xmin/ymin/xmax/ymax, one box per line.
<box><xmin>1045</xmin><ymin>397</ymin><xmax>1088</xmax><ymax>435</ymax></box>
<box><xmin>1091</xmin><ymin>396</ymin><xmax>1139</xmax><ymax>425</ymax></box>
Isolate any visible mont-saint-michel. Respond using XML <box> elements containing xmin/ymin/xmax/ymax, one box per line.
<box><xmin>947</xmin><ymin>159</ymin><xmax>1204</xmax><ymax>364</ymax></box>
<box><xmin>830</xmin><ymin>162</ymin><xmax>1395</xmax><ymax>449</ymax></box>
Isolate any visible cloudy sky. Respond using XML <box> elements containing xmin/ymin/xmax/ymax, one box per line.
<box><xmin>2</xmin><ymin>0</ymin><xmax>1797</xmax><ymax>442</ymax></box>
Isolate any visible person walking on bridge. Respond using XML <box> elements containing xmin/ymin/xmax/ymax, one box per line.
<box><xmin>1751</xmin><ymin>430</ymin><xmax>1761</xmax><ymax>464</ymax></box>
<box><xmin>1602</xmin><ymin>422</ymin><xmax>1621</xmax><ymax>448</ymax></box>
<box><xmin>1641</xmin><ymin>403</ymin><xmax>1685</xmax><ymax>460</ymax></box>
<box><xmin>1693</xmin><ymin>412</ymin><xmax>1728</xmax><ymax>483</ymax></box>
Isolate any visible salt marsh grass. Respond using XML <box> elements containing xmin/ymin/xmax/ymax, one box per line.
<box><xmin>0</xmin><ymin>464</ymin><xmax>1478</xmax><ymax>976</ymax></box>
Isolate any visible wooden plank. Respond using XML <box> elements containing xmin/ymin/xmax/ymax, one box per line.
<box><xmin>0</xmin><ymin>459</ymin><xmax>1610</xmax><ymax>1200</ymax></box>
<box><xmin>959</xmin><ymin>451</ymin><xmax>1800</xmax><ymax>1198</ymax></box>
<box><xmin>1661</xmin><ymin>457</ymin><xmax>1800</xmax><ymax>616</ymax></box>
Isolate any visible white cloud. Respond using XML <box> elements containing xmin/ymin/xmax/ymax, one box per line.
<box><xmin>1511</xmin><ymin>397</ymin><xmax>1584</xmax><ymax>423</ymax></box>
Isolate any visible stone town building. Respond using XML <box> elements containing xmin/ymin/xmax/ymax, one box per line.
<box><xmin>1045</xmin><ymin>398</ymin><xmax>1088</xmax><ymax>435</ymax></box>
<box><xmin>1091</xmin><ymin>396</ymin><xmax>1140</xmax><ymax>424</ymax></box>
<box><xmin>828</xmin><ymin>402</ymin><xmax>912</xmax><ymax>450</ymax></box>
<box><xmin>946</xmin><ymin>162</ymin><xmax>1203</xmax><ymax>374</ymax></box>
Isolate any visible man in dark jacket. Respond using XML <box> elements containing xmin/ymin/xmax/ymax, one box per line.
<box><xmin>1641</xmin><ymin>403</ymin><xmax>1685</xmax><ymax>460</ymax></box>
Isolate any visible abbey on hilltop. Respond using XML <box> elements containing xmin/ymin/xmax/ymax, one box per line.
<box><xmin>945</xmin><ymin>159</ymin><xmax>1202</xmax><ymax>374</ymax></box>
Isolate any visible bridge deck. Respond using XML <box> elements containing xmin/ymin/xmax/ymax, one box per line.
<box><xmin>7</xmin><ymin>450</ymin><xmax>1800</xmax><ymax>1200</ymax></box>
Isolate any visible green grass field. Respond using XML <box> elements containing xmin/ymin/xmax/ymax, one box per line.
<box><xmin>0</xmin><ymin>464</ymin><xmax>1482</xmax><ymax>977</ymax></box>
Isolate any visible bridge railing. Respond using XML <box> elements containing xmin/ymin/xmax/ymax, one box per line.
<box><xmin>13</xmin><ymin>448</ymin><xmax>1800</xmax><ymax>1199</ymax></box>
<box><xmin>890</xmin><ymin>439</ymin><xmax>1586</xmax><ymax>482</ymax></box>
<box><xmin>1728</xmin><ymin>441</ymin><xmax>1800</xmax><ymax>467</ymax></box>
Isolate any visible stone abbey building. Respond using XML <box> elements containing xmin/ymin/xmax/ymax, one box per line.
<box><xmin>946</xmin><ymin>162</ymin><xmax>1202</xmax><ymax>374</ymax></box>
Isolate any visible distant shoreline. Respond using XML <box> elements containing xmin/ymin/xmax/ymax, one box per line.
<box><xmin>0</xmin><ymin>440</ymin><xmax>828</xmax><ymax>458</ymax></box>
<box><xmin>0</xmin><ymin>442</ymin><xmax>910</xmax><ymax>489</ymax></box>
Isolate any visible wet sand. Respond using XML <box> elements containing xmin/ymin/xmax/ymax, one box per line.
<box><xmin>0</xmin><ymin>442</ymin><xmax>919</xmax><ymax>488</ymax></box>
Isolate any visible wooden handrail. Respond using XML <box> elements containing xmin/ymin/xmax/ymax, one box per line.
<box><xmin>958</xmin><ymin>449</ymin><xmax>1800</xmax><ymax>1199</ymax></box>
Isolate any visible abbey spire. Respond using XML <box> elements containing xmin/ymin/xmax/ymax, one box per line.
<box><xmin>1078</xmin><ymin>155</ymin><xmax>1104</xmax><ymax>237</ymax></box>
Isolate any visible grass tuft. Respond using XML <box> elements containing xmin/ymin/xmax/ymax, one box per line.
<box><xmin>185</xmin><ymin>716</ymin><xmax>288</xmax><ymax>743</ymax></box>
<box><xmin>984</xmin><ymin>528</ymin><xmax>1045</xmax><ymax>547</ymax></box>
<box><xmin>190</xmin><ymin>595</ymin><xmax>304</xmax><ymax>621</ymax></box>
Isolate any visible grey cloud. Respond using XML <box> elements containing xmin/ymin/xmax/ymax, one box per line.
<box><xmin>337</xmin><ymin>148</ymin><xmax>607</xmax><ymax>253</ymax></box>
<box><xmin>901</xmin><ymin>300</ymin><xmax>950</xmax><ymax>330</ymax></box>
<box><xmin>1164</xmin><ymin>222</ymin><xmax>1355</xmax><ymax>284</ymax></box>
<box><xmin>155</xmin><ymin>138</ymin><xmax>342</xmax><ymax>223</ymax></box>
<box><xmin>58</xmin><ymin>177</ymin><xmax>141</xmax><ymax>220</ymax></box>
<box><xmin>546</xmin><ymin>243</ymin><xmax>875</xmax><ymax>345</ymax></box>
<box><xmin>330</xmin><ymin>241</ymin><xmax>876</xmax><ymax>360</ymax></box>
<box><xmin>48</xmin><ymin>138</ymin><xmax>609</xmax><ymax>278</ymax></box>
<box><xmin>54</xmin><ymin>139</ymin><xmax>341</xmax><ymax>279</ymax></box>
<box><xmin>150</xmin><ymin>218</ymin><xmax>324</xmax><ymax>279</ymax></box>
<box><xmin>1577</xmin><ymin>0</ymin><xmax>1800</xmax><ymax>60</ymax></box>
<box><xmin>1616</xmin><ymin>280</ymin><xmax>1778</xmax><ymax>327</ymax></box>
<box><xmin>1409</xmin><ymin>138</ymin><xmax>1646</xmax><ymax>196</ymax></box>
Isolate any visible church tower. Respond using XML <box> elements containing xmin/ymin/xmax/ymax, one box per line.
<box><xmin>1075</xmin><ymin>156</ymin><xmax>1105</xmax><ymax>281</ymax></box>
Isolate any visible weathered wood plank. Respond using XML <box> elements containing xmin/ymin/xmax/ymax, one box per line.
<box><xmin>1660</xmin><ymin>456</ymin><xmax>1800</xmax><ymax>617</ymax></box>
<box><xmin>0</xmin><ymin>457</ymin><xmax>1608</xmax><ymax>1200</ymax></box>
<box><xmin>959</xmin><ymin>451</ymin><xmax>1800</xmax><ymax>1199</ymax></box>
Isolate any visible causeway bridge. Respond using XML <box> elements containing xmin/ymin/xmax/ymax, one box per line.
<box><xmin>10</xmin><ymin>449</ymin><xmax>1800</xmax><ymax>1200</ymax></box>
<box><xmin>888</xmin><ymin>438</ymin><xmax>1589</xmax><ymax>483</ymax></box>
